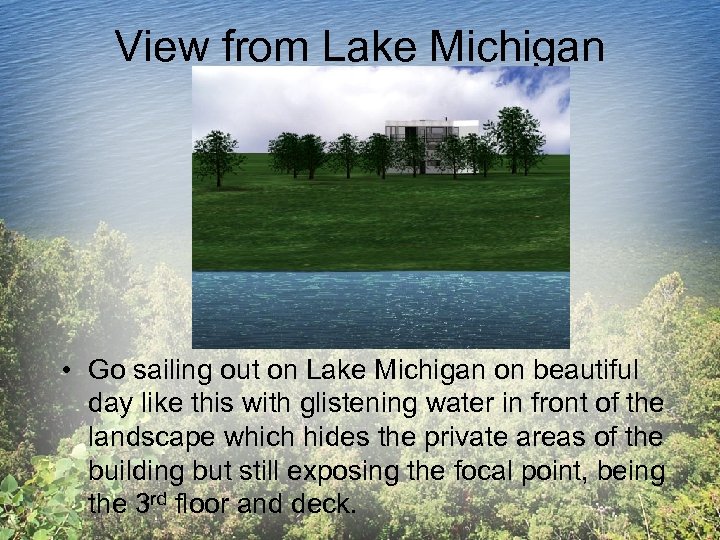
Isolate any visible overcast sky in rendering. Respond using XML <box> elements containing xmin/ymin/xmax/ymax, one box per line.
<box><xmin>192</xmin><ymin>66</ymin><xmax>570</xmax><ymax>153</ymax></box>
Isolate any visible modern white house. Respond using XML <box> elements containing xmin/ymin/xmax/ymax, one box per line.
<box><xmin>385</xmin><ymin>119</ymin><xmax>481</xmax><ymax>174</ymax></box>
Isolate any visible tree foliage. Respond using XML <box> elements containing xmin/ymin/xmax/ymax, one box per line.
<box><xmin>361</xmin><ymin>133</ymin><xmax>395</xmax><ymax>179</ymax></box>
<box><xmin>299</xmin><ymin>134</ymin><xmax>326</xmax><ymax>180</ymax></box>
<box><xmin>1</xmin><ymin>220</ymin><xmax>719</xmax><ymax>540</ymax></box>
<box><xmin>328</xmin><ymin>133</ymin><xmax>360</xmax><ymax>179</ymax></box>
<box><xmin>463</xmin><ymin>132</ymin><xmax>499</xmax><ymax>177</ymax></box>
<box><xmin>396</xmin><ymin>135</ymin><xmax>426</xmax><ymax>178</ymax></box>
<box><xmin>434</xmin><ymin>134</ymin><xmax>466</xmax><ymax>179</ymax></box>
<box><xmin>268</xmin><ymin>132</ymin><xmax>303</xmax><ymax>179</ymax></box>
<box><xmin>517</xmin><ymin>117</ymin><xmax>546</xmax><ymax>176</ymax></box>
<box><xmin>269</xmin><ymin>133</ymin><xmax>326</xmax><ymax>179</ymax></box>
<box><xmin>0</xmin><ymin>445</ymin><xmax>91</xmax><ymax>540</ymax></box>
<box><xmin>491</xmin><ymin>107</ymin><xmax>546</xmax><ymax>176</ymax></box>
<box><xmin>193</xmin><ymin>130</ymin><xmax>245</xmax><ymax>188</ymax></box>
<box><xmin>0</xmin><ymin>221</ymin><xmax>135</xmax><ymax>463</ymax></box>
<box><xmin>265</xmin><ymin>108</ymin><xmax>546</xmax><ymax>182</ymax></box>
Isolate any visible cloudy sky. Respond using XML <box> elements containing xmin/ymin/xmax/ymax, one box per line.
<box><xmin>192</xmin><ymin>66</ymin><xmax>570</xmax><ymax>153</ymax></box>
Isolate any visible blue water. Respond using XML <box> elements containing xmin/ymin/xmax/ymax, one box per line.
<box><xmin>192</xmin><ymin>271</ymin><xmax>569</xmax><ymax>349</ymax></box>
<box><xmin>0</xmin><ymin>1</ymin><xmax>718</xmax><ymax>306</ymax></box>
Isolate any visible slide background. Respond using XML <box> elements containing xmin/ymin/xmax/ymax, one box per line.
<box><xmin>1</xmin><ymin>1</ymin><xmax>718</xmax><ymax>538</ymax></box>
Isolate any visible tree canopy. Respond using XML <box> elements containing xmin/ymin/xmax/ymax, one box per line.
<box><xmin>268</xmin><ymin>132</ymin><xmax>303</xmax><ymax>179</ymax></box>
<box><xmin>299</xmin><ymin>134</ymin><xmax>326</xmax><ymax>180</ymax></box>
<box><xmin>264</xmin><ymin>107</ymin><xmax>548</xmax><ymax>182</ymax></box>
<box><xmin>269</xmin><ymin>132</ymin><xmax>326</xmax><ymax>179</ymax></box>
<box><xmin>463</xmin><ymin>131</ymin><xmax>499</xmax><ymax>177</ymax></box>
<box><xmin>328</xmin><ymin>133</ymin><xmax>360</xmax><ymax>179</ymax></box>
<box><xmin>490</xmin><ymin>107</ymin><xmax>546</xmax><ymax>176</ymax></box>
<box><xmin>193</xmin><ymin>130</ymin><xmax>245</xmax><ymax>188</ymax></box>
<box><xmin>0</xmin><ymin>220</ymin><xmax>717</xmax><ymax>539</ymax></box>
<box><xmin>360</xmin><ymin>133</ymin><xmax>395</xmax><ymax>179</ymax></box>
<box><xmin>434</xmin><ymin>134</ymin><xmax>466</xmax><ymax>179</ymax></box>
<box><xmin>396</xmin><ymin>135</ymin><xmax>426</xmax><ymax>177</ymax></box>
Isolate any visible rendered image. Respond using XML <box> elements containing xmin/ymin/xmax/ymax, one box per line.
<box><xmin>192</xmin><ymin>66</ymin><xmax>570</xmax><ymax>348</ymax></box>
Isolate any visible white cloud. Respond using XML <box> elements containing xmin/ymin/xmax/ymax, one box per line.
<box><xmin>192</xmin><ymin>66</ymin><xmax>570</xmax><ymax>153</ymax></box>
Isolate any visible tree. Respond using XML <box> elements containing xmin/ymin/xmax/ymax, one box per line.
<box><xmin>397</xmin><ymin>135</ymin><xmax>426</xmax><ymax>177</ymax></box>
<box><xmin>268</xmin><ymin>132</ymin><xmax>302</xmax><ymax>179</ymax></box>
<box><xmin>492</xmin><ymin>107</ymin><xmax>522</xmax><ymax>174</ymax></box>
<box><xmin>434</xmin><ymin>134</ymin><xmax>466</xmax><ymax>179</ymax></box>
<box><xmin>299</xmin><ymin>134</ymin><xmax>326</xmax><ymax>179</ymax></box>
<box><xmin>361</xmin><ymin>133</ymin><xmax>395</xmax><ymax>179</ymax></box>
<box><xmin>518</xmin><ymin>119</ymin><xmax>546</xmax><ymax>176</ymax></box>
<box><xmin>193</xmin><ymin>130</ymin><xmax>245</xmax><ymax>189</ymax></box>
<box><xmin>463</xmin><ymin>132</ymin><xmax>498</xmax><ymax>177</ymax></box>
<box><xmin>328</xmin><ymin>133</ymin><xmax>360</xmax><ymax>179</ymax></box>
<box><xmin>492</xmin><ymin>106</ymin><xmax>546</xmax><ymax>176</ymax></box>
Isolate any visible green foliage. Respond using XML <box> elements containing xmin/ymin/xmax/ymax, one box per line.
<box><xmin>328</xmin><ymin>133</ymin><xmax>360</xmax><ymax>179</ymax></box>
<box><xmin>0</xmin><ymin>221</ymin><xmax>136</xmax><ymax>457</ymax></box>
<box><xmin>193</xmin><ymin>130</ymin><xmax>245</xmax><ymax>189</ymax></box>
<box><xmin>2</xmin><ymin>219</ymin><xmax>720</xmax><ymax>539</ymax></box>
<box><xmin>268</xmin><ymin>132</ymin><xmax>303</xmax><ymax>179</ymax></box>
<box><xmin>622</xmin><ymin>273</ymin><xmax>720</xmax><ymax>437</ymax></box>
<box><xmin>651</xmin><ymin>484</ymin><xmax>720</xmax><ymax>538</ymax></box>
<box><xmin>0</xmin><ymin>445</ymin><xmax>89</xmax><ymax>540</ymax></box>
<box><xmin>395</xmin><ymin>136</ymin><xmax>426</xmax><ymax>177</ymax></box>
<box><xmin>0</xmin><ymin>441</ymin><xmax>34</xmax><ymax>488</ymax></box>
<box><xmin>463</xmin><ymin>132</ymin><xmax>499</xmax><ymax>177</ymax></box>
<box><xmin>491</xmin><ymin>107</ymin><xmax>546</xmax><ymax>175</ymax></box>
<box><xmin>360</xmin><ymin>133</ymin><xmax>395</xmax><ymax>179</ymax></box>
<box><xmin>434</xmin><ymin>134</ymin><xmax>467</xmax><ymax>179</ymax></box>
<box><xmin>518</xmin><ymin>125</ymin><xmax>546</xmax><ymax>176</ymax></box>
<box><xmin>269</xmin><ymin>133</ymin><xmax>326</xmax><ymax>179</ymax></box>
<box><xmin>299</xmin><ymin>134</ymin><xmax>326</xmax><ymax>180</ymax></box>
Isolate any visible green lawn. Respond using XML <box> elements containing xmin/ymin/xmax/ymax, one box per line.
<box><xmin>192</xmin><ymin>154</ymin><xmax>569</xmax><ymax>271</ymax></box>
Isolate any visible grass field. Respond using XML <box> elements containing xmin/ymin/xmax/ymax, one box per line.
<box><xmin>192</xmin><ymin>154</ymin><xmax>569</xmax><ymax>271</ymax></box>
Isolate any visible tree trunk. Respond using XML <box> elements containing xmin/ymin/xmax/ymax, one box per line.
<box><xmin>215</xmin><ymin>154</ymin><xmax>221</xmax><ymax>188</ymax></box>
<box><xmin>346</xmin><ymin>163</ymin><xmax>350</xmax><ymax>179</ymax></box>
